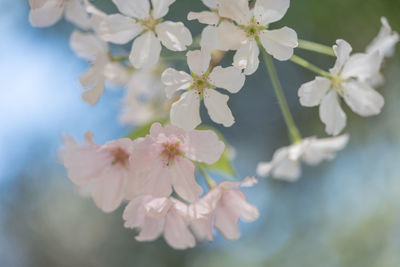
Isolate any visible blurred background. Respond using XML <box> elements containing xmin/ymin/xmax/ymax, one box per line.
<box><xmin>1</xmin><ymin>0</ymin><xmax>399</xmax><ymax>266</ymax></box>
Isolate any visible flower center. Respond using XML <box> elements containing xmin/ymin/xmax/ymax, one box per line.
<box><xmin>161</xmin><ymin>141</ymin><xmax>182</xmax><ymax>166</ymax></box>
<box><xmin>243</xmin><ymin>17</ymin><xmax>267</xmax><ymax>39</ymax></box>
<box><xmin>192</xmin><ymin>75</ymin><xmax>211</xmax><ymax>96</ymax></box>
<box><xmin>111</xmin><ymin>147</ymin><xmax>130</xmax><ymax>166</ymax></box>
<box><xmin>139</xmin><ymin>15</ymin><xmax>159</xmax><ymax>32</ymax></box>
<box><xmin>331</xmin><ymin>75</ymin><xmax>346</xmax><ymax>96</ymax></box>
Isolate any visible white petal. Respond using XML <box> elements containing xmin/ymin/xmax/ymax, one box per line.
<box><xmin>256</xmin><ymin>162</ymin><xmax>273</xmax><ymax>177</ymax></box>
<box><xmin>186</xmin><ymin>50</ymin><xmax>211</xmax><ymax>76</ymax></box>
<box><xmin>366</xmin><ymin>17</ymin><xmax>399</xmax><ymax>57</ymax></box>
<box><xmin>64</xmin><ymin>0</ymin><xmax>91</xmax><ymax>29</ymax></box>
<box><xmin>155</xmin><ymin>21</ymin><xmax>193</xmax><ymax>51</ymax></box>
<box><xmin>298</xmin><ymin>77</ymin><xmax>331</xmax><ymax>107</ymax></box>
<box><xmin>216</xmin><ymin>0</ymin><xmax>251</xmax><ymax>25</ymax></box>
<box><xmin>185</xmin><ymin>129</ymin><xmax>225</xmax><ymax>164</ymax></box>
<box><xmin>81</xmin><ymin>77</ymin><xmax>105</xmax><ymax>106</ymax></box>
<box><xmin>29</xmin><ymin>0</ymin><xmax>64</xmax><ymax>27</ymax></box>
<box><xmin>112</xmin><ymin>0</ymin><xmax>150</xmax><ymax>19</ymax></box>
<box><xmin>330</xmin><ymin>39</ymin><xmax>352</xmax><ymax>75</ymax></box>
<box><xmin>253</xmin><ymin>0</ymin><xmax>289</xmax><ymax>25</ymax></box>
<box><xmin>129</xmin><ymin>31</ymin><xmax>161</xmax><ymax>69</ymax></box>
<box><xmin>341</xmin><ymin>51</ymin><xmax>383</xmax><ymax>81</ymax></box>
<box><xmin>302</xmin><ymin>134</ymin><xmax>349</xmax><ymax>165</ymax></box>
<box><xmin>217</xmin><ymin>21</ymin><xmax>248</xmax><ymax>51</ymax></box>
<box><xmin>161</xmin><ymin>68</ymin><xmax>193</xmax><ymax>98</ymax></box>
<box><xmin>202</xmin><ymin>0</ymin><xmax>216</xmax><ymax>9</ymax></box>
<box><xmin>170</xmin><ymin>157</ymin><xmax>202</xmax><ymax>202</ymax></box>
<box><xmin>70</xmin><ymin>31</ymin><xmax>107</xmax><ymax>60</ymax></box>
<box><xmin>342</xmin><ymin>81</ymin><xmax>384</xmax><ymax>116</ymax></box>
<box><xmin>204</xmin><ymin>89</ymin><xmax>235</xmax><ymax>127</ymax></box>
<box><xmin>151</xmin><ymin>0</ymin><xmax>175</xmax><ymax>19</ymax></box>
<box><xmin>233</xmin><ymin>40</ymin><xmax>260</xmax><ymax>75</ymax></box>
<box><xmin>29</xmin><ymin>0</ymin><xmax>46</xmax><ymax>9</ymax></box>
<box><xmin>164</xmin><ymin>210</ymin><xmax>196</xmax><ymax>249</ymax></box>
<box><xmin>264</xmin><ymin>147</ymin><xmax>302</xmax><ymax>181</ymax></box>
<box><xmin>170</xmin><ymin>90</ymin><xmax>202</xmax><ymax>131</ymax></box>
<box><xmin>319</xmin><ymin>90</ymin><xmax>347</xmax><ymax>136</ymax></box>
<box><xmin>209</xmin><ymin>66</ymin><xmax>245</xmax><ymax>93</ymax></box>
<box><xmin>200</xmin><ymin>25</ymin><xmax>222</xmax><ymax>52</ymax></box>
<box><xmin>259</xmin><ymin>27</ymin><xmax>298</xmax><ymax>61</ymax></box>
<box><xmin>187</xmin><ymin>11</ymin><xmax>219</xmax><ymax>25</ymax></box>
<box><xmin>99</xmin><ymin>14</ymin><xmax>143</xmax><ymax>44</ymax></box>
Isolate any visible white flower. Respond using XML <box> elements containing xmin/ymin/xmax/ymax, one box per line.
<box><xmin>298</xmin><ymin>40</ymin><xmax>384</xmax><ymax>136</ymax></box>
<box><xmin>70</xmin><ymin>30</ymin><xmax>130</xmax><ymax>105</ymax></box>
<box><xmin>99</xmin><ymin>0</ymin><xmax>192</xmax><ymax>69</ymax></box>
<box><xmin>257</xmin><ymin>134</ymin><xmax>349</xmax><ymax>181</ymax></box>
<box><xmin>161</xmin><ymin>50</ymin><xmax>246</xmax><ymax>130</ymax></box>
<box><xmin>29</xmin><ymin>0</ymin><xmax>91</xmax><ymax>29</ymax></box>
<box><xmin>215</xmin><ymin>0</ymin><xmax>298</xmax><ymax>75</ymax></box>
<box><xmin>120</xmin><ymin>69</ymin><xmax>169</xmax><ymax>125</ymax></box>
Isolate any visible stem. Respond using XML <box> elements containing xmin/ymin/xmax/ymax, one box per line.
<box><xmin>298</xmin><ymin>40</ymin><xmax>335</xmax><ymax>57</ymax></box>
<box><xmin>290</xmin><ymin>55</ymin><xmax>332</xmax><ymax>78</ymax></box>
<box><xmin>258</xmin><ymin>42</ymin><xmax>302</xmax><ymax>144</ymax></box>
<box><xmin>198</xmin><ymin>165</ymin><xmax>216</xmax><ymax>189</ymax></box>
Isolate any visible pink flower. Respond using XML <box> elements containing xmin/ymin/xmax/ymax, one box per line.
<box><xmin>123</xmin><ymin>196</ymin><xmax>196</xmax><ymax>250</ymax></box>
<box><xmin>60</xmin><ymin>132</ymin><xmax>133</xmax><ymax>213</ymax></box>
<box><xmin>190</xmin><ymin>177</ymin><xmax>259</xmax><ymax>241</ymax></box>
<box><xmin>129</xmin><ymin>123</ymin><xmax>225</xmax><ymax>202</ymax></box>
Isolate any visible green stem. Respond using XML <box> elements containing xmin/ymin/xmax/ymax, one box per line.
<box><xmin>258</xmin><ymin>41</ymin><xmax>302</xmax><ymax>144</ymax></box>
<box><xmin>198</xmin><ymin>165</ymin><xmax>216</xmax><ymax>189</ymax></box>
<box><xmin>298</xmin><ymin>39</ymin><xmax>335</xmax><ymax>56</ymax></box>
<box><xmin>290</xmin><ymin>55</ymin><xmax>332</xmax><ymax>78</ymax></box>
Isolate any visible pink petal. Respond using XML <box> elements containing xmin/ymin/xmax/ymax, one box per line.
<box><xmin>184</xmin><ymin>129</ymin><xmax>225</xmax><ymax>164</ymax></box>
<box><xmin>170</xmin><ymin>157</ymin><xmax>202</xmax><ymax>202</ymax></box>
<box><xmin>164</xmin><ymin>209</ymin><xmax>196</xmax><ymax>249</ymax></box>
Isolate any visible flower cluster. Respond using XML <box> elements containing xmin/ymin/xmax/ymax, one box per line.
<box><xmin>29</xmin><ymin>0</ymin><xmax>398</xmax><ymax>249</ymax></box>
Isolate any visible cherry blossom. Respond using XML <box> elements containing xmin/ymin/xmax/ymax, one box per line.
<box><xmin>215</xmin><ymin>0</ymin><xmax>298</xmax><ymax>75</ymax></box>
<box><xmin>60</xmin><ymin>132</ymin><xmax>134</xmax><ymax>213</ymax></box>
<box><xmin>29</xmin><ymin>0</ymin><xmax>91</xmax><ymax>29</ymax></box>
<box><xmin>257</xmin><ymin>134</ymin><xmax>349</xmax><ymax>181</ymax></box>
<box><xmin>99</xmin><ymin>0</ymin><xmax>192</xmax><ymax>69</ymax></box>
<box><xmin>123</xmin><ymin>196</ymin><xmax>196</xmax><ymax>249</ymax></box>
<box><xmin>162</xmin><ymin>50</ymin><xmax>246</xmax><ymax>130</ymax></box>
<box><xmin>190</xmin><ymin>177</ymin><xmax>259</xmax><ymax>241</ymax></box>
<box><xmin>129</xmin><ymin>123</ymin><xmax>225</xmax><ymax>202</ymax></box>
<box><xmin>298</xmin><ymin>40</ymin><xmax>384</xmax><ymax>135</ymax></box>
<box><xmin>70</xmin><ymin>30</ymin><xmax>130</xmax><ymax>105</ymax></box>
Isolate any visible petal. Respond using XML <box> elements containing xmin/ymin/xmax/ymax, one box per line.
<box><xmin>155</xmin><ymin>21</ymin><xmax>193</xmax><ymax>51</ymax></box>
<box><xmin>144</xmin><ymin>197</ymin><xmax>172</xmax><ymax>218</ymax></box>
<box><xmin>29</xmin><ymin>0</ymin><xmax>46</xmax><ymax>9</ymax></box>
<box><xmin>190</xmin><ymin>216</ymin><xmax>214</xmax><ymax>241</ymax></box>
<box><xmin>136</xmin><ymin>217</ymin><xmax>165</xmax><ymax>241</ymax></box>
<box><xmin>319</xmin><ymin>90</ymin><xmax>347</xmax><ymax>136</ymax></box>
<box><xmin>302</xmin><ymin>134</ymin><xmax>349</xmax><ymax>165</ymax></box>
<box><xmin>99</xmin><ymin>14</ymin><xmax>143</xmax><ymax>44</ymax></box>
<box><xmin>29</xmin><ymin>0</ymin><xmax>64</xmax><ymax>27</ymax></box>
<box><xmin>64</xmin><ymin>0</ymin><xmax>91</xmax><ymax>29</ymax></box>
<box><xmin>216</xmin><ymin>0</ymin><xmax>251</xmax><ymax>25</ymax></box>
<box><xmin>161</xmin><ymin>68</ymin><xmax>193</xmax><ymax>98</ymax></box>
<box><xmin>151</xmin><ymin>0</ymin><xmax>175</xmax><ymax>19</ymax></box>
<box><xmin>330</xmin><ymin>39</ymin><xmax>353</xmax><ymax>75</ymax></box>
<box><xmin>130</xmin><ymin>31</ymin><xmax>162</xmax><ymax>69</ymax></box>
<box><xmin>202</xmin><ymin>0</ymin><xmax>216</xmax><ymax>9</ymax></box>
<box><xmin>269</xmin><ymin>147</ymin><xmax>302</xmax><ymax>181</ymax></box>
<box><xmin>223</xmin><ymin>190</ymin><xmax>259</xmax><ymax>222</ymax></box>
<box><xmin>112</xmin><ymin>0</ymin><xmax>150</xmax><ymax>19</ymax></box>
<box><xmin>256</xmin><ymin>162</ymin><xmax>273</xmax><ymax>177</ymax></box>
<box><xmin>214</xmin><ymin>203</ymin><xmax>240</xmax><ymax>240</ymax></box>
<box><xmin>81</xmin><ymin>77</ymin><xmax>105</xmax><ymax>106</ymax></box>
<box><xmin>259</xmin><ymin>27</ymin><xmax>298</xmax><ymax>61</ymax></box>
<box><xmin>233</xmin><ymin>40</ymin><xmax>260</xmax><ymax>75</ymax></box>
<box><xmin>186</xmin><ymin>50</ymin><xmax>211</xmax><ymax>76</ymax></box>
<box><xmin>253</xmin><ymin>0</ymin><xmax>289</xmax><ymax>25</ymax></box>
<box><xmin>209</xmin><ymin>66</ymin><xmax>246</xmax><ymax>93</ymax></box>
<box><xmin>170</xmin><ymin>90</ymin><xmax>202</xmax><ymax>131</ymax></box>
<box><xmin>123</xmin><ymin>196</ymin><xmax>148</xmax><ymax>229</ymax></box>
<box><xmin>187</xmin><ymin>11</ymin><xmax>219</xmax><ymax>25</ymax></box>
<box><xmin>298</xmin><ymin>77</ymin><xmax>331</xmax><ymax>107</ymax></box>
<box><xmin>217</xmin><ymin>21</ymin><xmax>247</xmax><ymax>51</ymax></box>
<box><xmin>200</xmin><ymin>25</ymin><xmax>222</xmax><ymax>52</ymax></box>
<box><xmin>341</xmin><ymin>52</ymin><xmax>383</xmax><ymax>81</ymax></box>
<box><xmin>164</xmin><ymin>209</ymin><xmax>196</xmax><ymax>249</ymax></box>
<box><xmin>70</xmin><ymin>31</ymin><xmax>107</xmax><ymax>60</ymax></box>
<box><xmin>203</xmin><ymin>89</ymin><xmax>235</xmax><ymax>127</ymax></box>
<box><xmin>366</xmin><ymin>17</ymin><xmax>400</xmax><ymax>57</ymax></box>
<box><xmin>342</xmin><ymin>81</ymin><xmax>384</xmax><ymax>116</ymax></box>
<box><xmin>90</xmin><ymin>167</ymin><xmax>127</xmax><ymax>212</ymax></box>
<box><xmin>170</xmin><ymin>157</ymin><xmax>202</xmax><ymax>202</ymax></box>
<box><xmin>185</xmin><ymin>129</ymin><xmax>225</xmax><ymax>164</ymax></box>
